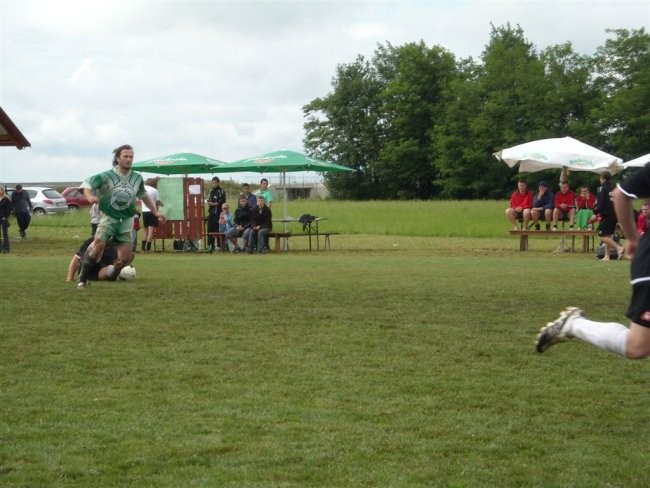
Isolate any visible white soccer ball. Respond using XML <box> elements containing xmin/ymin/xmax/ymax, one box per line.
<box><xmin>119</xmin><ymin>265</ymin><xmax>136</xmax><ymax>281</ymax></box>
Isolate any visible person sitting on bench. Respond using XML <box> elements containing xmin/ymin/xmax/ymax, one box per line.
<box><xmin>246</xmin><ymin>195</ymin><xmax>272</xmax><ymax>254</ymax></box>
<box><xmin>506</xmin><ymin>179</ymin><xmax>533</xmax><ymax>231</ymax></box>
<box><xmin>531</xmin><ymin>180</ymin><xmax>554</xmax><ymax>230</ymax></box>
<box><xmin>552</xmin><ymin>181</ymin><xmax>576</xmax><ymax>230</ymax></box>
<box><xmin>226</xmin><ymin>196</ymin><xmax>251</xmax><ymax>253</ymax></box>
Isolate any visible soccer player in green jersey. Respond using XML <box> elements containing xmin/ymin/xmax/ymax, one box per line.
<box><xmin>77</xmin><ymin>144</ymin><xmax>165</xmax><ymax>289</ymax></box>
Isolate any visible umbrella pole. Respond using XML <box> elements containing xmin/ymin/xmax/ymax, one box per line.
<box><xmin>283</xmin><ymin>172</ymin><xmax>289</xmax><ymax>251</ymax></box>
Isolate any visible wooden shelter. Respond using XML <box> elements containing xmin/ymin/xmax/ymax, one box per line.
<box><xmin>0</xmin><ymin>106</ymin><xmax>30</xmax><ymax>149</ymax></box>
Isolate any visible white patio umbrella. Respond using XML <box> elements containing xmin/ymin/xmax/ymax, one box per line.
<box><xmin>621</xmin><ymin>153</ymin><xmax>650</xmax><ymax>169</ymax></box>
<box><xmin>494</xmin><ymin>136</ymin><xmax>622</xmax><ymax>176</ymax></box>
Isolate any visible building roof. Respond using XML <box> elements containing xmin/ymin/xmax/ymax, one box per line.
<box><xmin>0</xmin><ymin>106</ymin><xmax>30</xmax><ymax>149</ymax></box>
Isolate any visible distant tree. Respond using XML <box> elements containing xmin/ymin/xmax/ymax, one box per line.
<box><xmin>303</xmin><ymin>25</ymin><xmax>646</xmax><ymax>200</ymax></box>
<box><xmin>589</xmin><ymin>28</ymin><xmax>650</xmax><ymax>159</ymax></box>
<box><xmin>371</xmin><ymin>42</ymin><xmax>457</xmax><ymax>199</ymax></box>
<box><xmin>434</xmin><ymin>24</ymin><xmax>554</xmax><ymax>198</ymax></box>
<box><xmin>304</xmin><ymin>42</ymin><xmax>458</xmax><ymax>199</ymax></box>
<box><xmin>433</xmin><ymin>24</ymin><xmax>599</xmax><ymax>198</ymax></box>
<box><xmin>303</xmin><ymin>56</ymin><xmax>384</xmax><ymax>199</ymax></box>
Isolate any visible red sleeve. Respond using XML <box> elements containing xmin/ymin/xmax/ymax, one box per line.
<box><xmin>637</xmin><ymin>214</ymin><xmax>647</xmax><ymax>234</ymax></box>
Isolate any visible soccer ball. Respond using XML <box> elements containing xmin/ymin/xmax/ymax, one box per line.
<box><xmin>119</xmin><ymin>265</ymin><xmax>136</xmax><ymax>281</ymax></box>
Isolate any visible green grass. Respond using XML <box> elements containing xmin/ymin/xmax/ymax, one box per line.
<box><xmin>1</xmin><ymin>202</ymin><xmax>648</xmax><ymax>487</ymax></box>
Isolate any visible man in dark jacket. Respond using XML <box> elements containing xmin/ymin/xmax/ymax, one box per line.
<box><xmin>10</xmin><ymin>184</ymin><xmax>32</xmax><ymax>239</ymax></box>
<box><xmin>246</xmin><ymin>195</ymin><xmax>272</xmax><ymax>253</ymax></box>
<box><xmin>226</xmin><ymin>195</ymin><xmax>252</xmax><ymax>252</ymax></box>
<box><xmin>0</xmin><ymin>185</ymin><xmax>12</xmax><ymax>253</ymax></box>
<box><xmin>206</xmin><ymin>177</ymin><xmax>226</xmax><ymax>252</ymax></box>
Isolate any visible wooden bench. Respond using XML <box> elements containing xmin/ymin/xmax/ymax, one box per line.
<box><xmin>206</xmin><ymin>232</ymin><xmax>228</xmax><ymax>252</ymax></box>
<box><xmin>509</xmin><ymin>229</ymin><xmax>596</xmax><ymax>252</ymax></box>
<box><xmin>268</xmin><ymin>231</ymin><xmax>292</xmax><ymax>252</ymax></box>
<box><xmin>267</xmin><ymin>231</ymin><xmax>341</xmax><ymax>252</ymax></box>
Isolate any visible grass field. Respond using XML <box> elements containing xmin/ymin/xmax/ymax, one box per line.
<box><xmin>1</xmin><ymin>201</ymin><xmax>648</xmax><ymax>487</ymax></box>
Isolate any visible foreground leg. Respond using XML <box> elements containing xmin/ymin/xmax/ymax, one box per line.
<box><xmin>78</xmin><ymin>248</ymin><xmax>99</xmax><ymax>289</ymax></box>
<box><xmin>535</xmin><ymin>307</ymin><xmax>650</xmax><ymax>359</ymax></box>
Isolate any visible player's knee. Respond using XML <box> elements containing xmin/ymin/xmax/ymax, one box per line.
<box><xmin>626</xmin><ymin>345</ymin><xmax>650</xmax><ymax>360</ymax></box>
<box><xmin>625</xmin><ymin>338</ymin><xmax>650</xmax><ymax>360</ymax></box>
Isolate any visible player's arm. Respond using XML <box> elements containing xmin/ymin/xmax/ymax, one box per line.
<box><xmin>82</xmin><ymin>188</ymin><xmax>99</xmax><ymax>204</ymax></box>
<box><xmin>66</xmin><ymin>255</ymin><xmax>81</xmax><ymax>281</ymax></box>
<box><xmin>613</xmin><ymin>187</ymin><xmax>638</xmax><ymax>258</ymax></box>
<box><xmin>142</xmin><ymin>194</ymin><xmax>166</xmax><ymax>223</ymax></box>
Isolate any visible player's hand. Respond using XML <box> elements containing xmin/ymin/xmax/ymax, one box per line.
<box><xmin>157</xmin><ymin>214</ymin><xmax>166</xmax><ymax>224</ymax></box>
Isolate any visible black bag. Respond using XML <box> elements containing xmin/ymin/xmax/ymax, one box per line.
<box><xmin>298</xmin><ymin>213</ymin><xmax>317</xmax><ymax>231</ymax></box>
<box><xmin>595</xmin><ymin>233</ymin><xmax>620</xmax><ymax>260</ymax></box>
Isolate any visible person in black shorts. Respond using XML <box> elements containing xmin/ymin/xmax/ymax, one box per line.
<box><xmin>66</xmin><ymin>237</ymin><xmax>119</xmax><ymax>282</ymax></box>
<box><xmin>536</xmin><ymin>166</ymin><xmax>650</xmax><ymax>360</ymax></box>
<box><xmin>595</xmin><ymin>171</ymin><xmax>624</xmax><ymax>260</ymax></box>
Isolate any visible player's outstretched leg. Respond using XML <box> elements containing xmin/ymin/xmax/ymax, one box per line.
<box><xmin>536</xmin><ymin>306</ymin><xmax>584</xmax><ymax>353</ymax></box>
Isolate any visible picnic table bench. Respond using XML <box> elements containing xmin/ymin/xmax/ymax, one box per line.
<box><xmin>207</xmin><ymin>231</ymin><xmax>340</xmax><ymax>252</ymax></box>
<box><xmin>268</xmin><ymin>231</ymin><xmax>340</xmax><ymax>252</ymax></box>
<box><xmin>509</xmin><ymin>229</ymin><xmax>596</xmax><ymax>252</ymax></box>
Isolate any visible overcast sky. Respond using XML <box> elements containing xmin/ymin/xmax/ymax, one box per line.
<box><xmin>0</xmin><ymin>0</ymin><xmax>648</xmax><ymax>185</ymax></box>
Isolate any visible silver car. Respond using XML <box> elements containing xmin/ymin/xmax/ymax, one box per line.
<box><xmin>8</xmin><ymin>186</ymin><xmax>68</xmax><ymax>215</ymax></box>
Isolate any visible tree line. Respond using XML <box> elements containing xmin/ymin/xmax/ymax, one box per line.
<box><xmin>303</xmin><ymin>24</ymin><xmax>649</xmax><ymax>199</ymax></box>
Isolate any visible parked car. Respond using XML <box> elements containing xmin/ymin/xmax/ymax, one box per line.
<box><xmin>61</xmin><ymin>187</ymin><xmax>92</xmax><ymax>211</ymax></box>
<box><xmin>6</xmin><ymin>186</ymin><xmax>68</xmax><ymax>215</ymax></box>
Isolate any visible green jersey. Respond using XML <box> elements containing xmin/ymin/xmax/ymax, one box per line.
<box><xmin>81</xmin><ymin>168</ymin><xmax>146</xmax><ymax>220</ymax></box>
<box><xmin>257</xmin><ymin>188</ymin><xmax>273</xmax><ymax>205</ymax></box>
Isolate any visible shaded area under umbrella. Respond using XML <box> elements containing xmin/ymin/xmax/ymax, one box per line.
<box><xmin>212</xmin><ymin>149</ymin><xmax>354</xmax><ymax>223</ymax></box>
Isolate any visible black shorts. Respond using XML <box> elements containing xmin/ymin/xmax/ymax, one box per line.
<box><xmin>625</xmin><ymin>286</ymin><xmax>650</xmax><ymax>328</ymax></box>
<box><xmin>625</xmin><ymin>234</ymin><xmax>650</xmax><ymax>328</ymax></box>
<box><xmin>142</xmin><ymin>211</ymin><xmax>158</xmax><ymax>228</ymax></box>
<box><xmin>598</xmin><ymin>214</ymin><xmax>617</xmax><ymax>237</ymax></box>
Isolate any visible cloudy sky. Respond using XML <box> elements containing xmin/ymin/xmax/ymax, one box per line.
<box><xmin>0</xmin><ymin>0</ymin><xmax>648</xmax><ymax>185</ymax></box>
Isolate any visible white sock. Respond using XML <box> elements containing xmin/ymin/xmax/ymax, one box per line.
<box><xmin>568</xmin><ymin>317</ymin><xmax>628</xmax><ymax>357</ymax></box>
<box><xmin>106</xmin><ymin>265</ymin><xmax>116</xmax><ymax>279</ymax></box>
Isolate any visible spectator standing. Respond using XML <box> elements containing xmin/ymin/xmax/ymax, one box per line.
<box><xmin>10</xmin><ymin>184</ymin><xmax>32</xmax><ymax>239</ymax></box>
<box><xmin>133</xmin><ymin>212</ymin><xmax>141</xmax><ymax>252</ymax></box>
<box><xmin>206</xmin><ymin>177</ymin><xmax>226</xmax><ymax>253</ymax></box>
<box><xmin>530</xmin><ymin>180</ymin><xmax>554</xmax><ymax>230</ymax></box>
<box><xmin>575</xmin><ymin>185</ymin><xmax>597</xmax><ymax>230</ymax></box>
<box><xmin>0</xmin><ymin>185</ymin><xmax>12</xmax><ymax>253</ymax></box>
<box><xmin>256</xmin><ymin>178</ymin><xmax>273</xmax><ymax>208</ymax></box>
<box><xmin>77</xmin><ymin>144</ymin><xmax>165</xmax><ymax>289</ymax></box>
<box><xmin>241</xmin><ymin>183</ymin><xmax>257</xmax><ymax>210</ymax></box>
<box><xmin>551</xmin><ymin>181</ymin><xmax>577</xmax><ymax>230</ymax></box>
<box><xmin>246</xmin><ymin>195</ymin><xmax>272</xmax><ymax>254</ymax></box>
<box><xmin>505</xmin><ymin>179</ymin><xmax>533</xmax><ymax>230</ymax></box>
<box><xmin>90</xmin><ymin>202</ymin><xmax>102</xmax><ymax>236</ymax></box>
<box><xmin>227</xmin><ymin>196</ymin><xmax>252</xmax><ymax>253</ymax></box>
<box><xmin>141</xmin><ymin>177</ymin><xmax>163</xmax><ymax>252</ymax></box>
<box><xmin>595</xmin><ymin>171</ymin><xmax>624</xmax><ymax>261</ymax></box>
